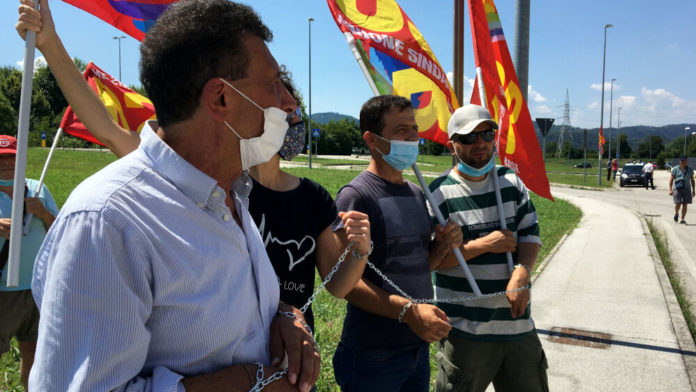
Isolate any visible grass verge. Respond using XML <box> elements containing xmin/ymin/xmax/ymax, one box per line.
<box><xmin>646</xmin><ymin>220</ymin><xmax>696</xmax><ymax>341</ymax></box>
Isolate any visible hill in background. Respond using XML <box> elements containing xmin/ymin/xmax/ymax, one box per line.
<box><xmin>311</xmin><ymin>112</ymin><xmax>359</xmax><ymax>125</ymax></box>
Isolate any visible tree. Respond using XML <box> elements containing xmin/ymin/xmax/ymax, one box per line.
<box><xmin>637</xmin><ymin>135</ymin><xmax>664</xmax><ymax>159</ymax></box>
<box><xmin>0</xmin><ymin>90</ymin><xmax>16</xmax><ymax>133</ymax></box>
<box><xmin>617</xmin><ymin>133</ymin><xmax>632</xmax><ymax>157</ymax></box>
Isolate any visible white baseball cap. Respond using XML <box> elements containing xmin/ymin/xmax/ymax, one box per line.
<box><xmin>447</xmin><ymin>104</ymin><xmax>498</xmax><ymax>139</ymax></box>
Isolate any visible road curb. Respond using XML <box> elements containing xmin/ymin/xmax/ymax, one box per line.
<box><xmin>638</xmin><ymin>214</ymin><xmax>696</xmax><ymax>390</ymax></box>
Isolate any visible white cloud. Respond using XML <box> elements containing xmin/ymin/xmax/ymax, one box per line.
<box><xmin>590</xmin><ymin>82</ymin><xmax>620</xmax><ymax>91</ymax></box>
<box><xmin>527</xmin><ymin>85</ymin><xmax>546</xmax><ymax>102</ymax></box>
<box><xmin>577</xmin><ymin>87</ymin><xmax>696</xmax><ymax>128</ymax></box>
<box><xmin>533</xmin><ymin>105</ymin><xmax>552</xmax><ymax>114</ymax></box>
<box><xmin>15</xmin><ymin>55</ymin><xmax>47</xmax><ymax>72</ymax></box>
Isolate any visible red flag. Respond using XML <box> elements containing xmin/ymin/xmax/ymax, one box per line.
<box><xmin>62</xmin><ymin>0</ymin><xmax>178</xmax><ymax>41</ymax></box>
<box><xmin>468</xmin><ymin>0</ymin><xmax>553</xmax><ymax>200</ymax></box>
<box><xmin>60</xmin><ymin>62</ymin><xmax>155</xmax><ymax>145</ymax></box>
<box><xmin>327</xmin><ymin>0</ymin><xmax>459</xmax><ymax>145</ymax></box>
<box><xmin>598</xmin><ymin>127</ymin><xmax>605</xmax><ymax>154</ymax></box>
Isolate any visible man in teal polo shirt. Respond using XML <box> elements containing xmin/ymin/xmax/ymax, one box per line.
<box><xmin>669</xmin><ymin>156</ymin><xmax>695</xmax><ymax>224</ymax></box>
<box><xmin>0</xmin><ymin>135</ymin><xmax>58</xmax><ymax>389</ymax></box>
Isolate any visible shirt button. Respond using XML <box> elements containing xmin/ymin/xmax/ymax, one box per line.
<box><xmin>212</xmin><ymin>191</ymin><xmax>221</xmax><ymax>198</ymax></box>
<box><xmin>197</xmin><ymin>202</ymin><xmax>204</xmax><ymax>208</ymax></box>
<box><xmin>223</xmin><ymin>214</ymin><xmax>230</xmax><ymax>222</ymax></box>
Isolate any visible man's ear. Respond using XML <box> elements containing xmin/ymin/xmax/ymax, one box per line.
<box><xmin>447</xmin><ymin>140</ymin><xmax>456</xmax><ymax>156</ymax></box>
<box><xmin>200</xmin><ymin>78</ymin><xmax>232</xmax><ymax>123</ymax></box>
<box><xmin>363</xmin><ymin>131</ymin><xmax>376</xmax><ymax>150</ymax></box>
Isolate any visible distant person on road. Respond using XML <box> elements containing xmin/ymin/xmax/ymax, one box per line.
<box><xmin>428</xmin><ymin>104</ymin><xmax>547</xmax><ymax>392</ymax></box>
<box><xmin>612</xmin><ymin>158</ymin><xmax>618</xmax><ymax>180</ymax></box>
<box><xmin>642</xmin><ymin>161</ymin><xmax>655</xmax><ymax>190</ymax></box>
<box><xmin>606</xmin><ymin>159</ymin><xmax>612</xmax><ymax>181</ymax></box>
<box><xmin>0</xmin><ymin>135</ymin><xmax>58</xmax><ymax>390</ymax></box>
<box><xmin>669</xmin><ymin>156</ymin><xmax>695</xmax><ymax>224</ymax></box>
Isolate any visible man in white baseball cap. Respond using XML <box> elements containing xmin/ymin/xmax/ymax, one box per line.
<box><xmin>427</xmin><ymin>104</ymin><xmax>547</xmax><ymax>392</ymax></box>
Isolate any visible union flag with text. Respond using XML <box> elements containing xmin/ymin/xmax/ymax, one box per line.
<box><xmin>469</xmin><ymin>0</ymin><xmax>552</xmax><ymax>200</ymax></box>
<box><xmin>60</xmin><ymin>62</ymin><xmax>155</xmax><ymax>145</ymax></box>
<box><xmin>62</xmin><ymin>0</ymin><xmax>178</xmax><ymax>41</ymax></box>
<box><xmin>327</xmin><ymin>0</ymin><xmax>459</xmax><ymax>145</ymax></box>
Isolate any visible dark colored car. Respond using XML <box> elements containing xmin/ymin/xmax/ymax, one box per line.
<box><xmin>620</xmin><ymin>164</ymin><xmax>645</xmax><ymax>187</ymax></box>
<box><xmin>574</xmin><ymin>162</ymin><xmax>592</xmax><ymax>168</ymax></box>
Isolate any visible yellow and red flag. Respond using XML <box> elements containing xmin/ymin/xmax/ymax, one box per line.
<box><xmin>598</xmin><ymin>128</ymin><xmax>605</xmax><ymax>155</ymax></box>
<box><xmin>468</xmin><ymin>0</ymin><xmax>553</xmax><ymax>200</ymax></box>
<box><xmin>60</xmin><ymin>62</ymin><xmax>156</xmax><ymax>145</ymax></box>
<box><xmin>327</xmin><ymin>0</ymin><xmax>459</xmax><ymax>145</ymax></box>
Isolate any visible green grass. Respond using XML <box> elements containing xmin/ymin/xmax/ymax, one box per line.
<box><xmin>1</xmin><ymin>149</ymin><xmax>583</xmax><ymax>391</ymax></box>
<box><xmin>289</xmin><ymin>156</ymin><xmax>370</xmax><ymax>166</ymax></box>
<box><xmin>0</xmin><ymin>339</ymin><xmax>21</xmax><ymax>391</ymax></box>
<box><xmin>646</xmin><ymin>220</ymin><xmax>696</xmax><ymax>341</ymax></box>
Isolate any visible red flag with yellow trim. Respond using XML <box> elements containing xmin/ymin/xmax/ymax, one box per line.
<box><xmin>327</xmin><ymin>0</ymin><xmax>459</xmax><ymax>145</ymax></box>
<box><xmin>60</xmin><ymin>62</ymin><xmax>156</xmax><ymax>145</ymax></box>
<box><xmin>469</xmin><ymin>0</ymin><xmax>552</xmax><ymax>200</ymax></box>
<box><xmin>598</xmin><ymin>127</ymin><xmax>605</xmax><ymax>155</ymax></box>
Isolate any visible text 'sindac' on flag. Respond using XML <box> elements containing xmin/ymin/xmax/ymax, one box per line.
<box><xmin>327</xmin><ymin>0</ymin><xmax>459</xmax><ymax>146</ymax></box>
<box><xmin>62</xmin><ymin>0</ymin><xmax>178</xmax><ymax>41</ymax></box>
<box><xmin>60</xmin><ymin>62</ymin><xmax>155</xmax><ymax>145</ymax></box>
<box><xmin>468</xmin><ymin>0</ymin><xmax>553</xmax><ymax>200</ymax></box>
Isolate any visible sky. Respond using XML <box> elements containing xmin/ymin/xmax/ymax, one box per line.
<box><xmin>1</xmin><ymin>0</ymin><xmax>695</xmax><ymax>130</ymax></box>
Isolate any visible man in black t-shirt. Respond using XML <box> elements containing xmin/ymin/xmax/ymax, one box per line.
<box><xmin>331</xmin><ymin>95</ymin><xmax>463</xmax><ymax>392</ymax></box>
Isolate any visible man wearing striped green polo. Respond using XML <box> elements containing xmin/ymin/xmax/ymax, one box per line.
<box><xmin>428</xmin><ymin>104</ymin><xmax>548</xmax><ymax>392</ymax></box>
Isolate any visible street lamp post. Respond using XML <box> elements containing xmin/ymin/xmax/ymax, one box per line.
<box><xmin>608</xmin><ymin>78</ymin><xmax>616</xmax><ymax>161</ymax></box>
<box><xmin>598</xmin><ymin>23</ymin><xmax>613</xmax><ymax>185</ymax></box>
<box><xmin>308</xmin><ymin>17</ymin><xmax>314</xmax><ymax>169</ymax></box>
<box><xmin>685</xmin><ymin>126</ymin><xmax>691</xmax><ymax>157</ymax></box>
<box><xmin>113</xmin><ymin>35</ymin><xmax>126</xmax><ymax>81</ymax></box>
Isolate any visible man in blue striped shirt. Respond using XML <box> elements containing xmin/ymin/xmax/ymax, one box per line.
<box><xmin>428</xmin><ymin>104</ymin><xmax>548</xmax><ymax>392</ymax></box>
<box><xmin>22</xmin><ymin>0</ymin><xmax>318</xmax><ymax>391</ymax></box>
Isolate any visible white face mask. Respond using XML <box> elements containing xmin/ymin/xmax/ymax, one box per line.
<box><xmin>219</xmin><ymin>78</ymin><xmax>290</xmax><ymax>170</ymax></box>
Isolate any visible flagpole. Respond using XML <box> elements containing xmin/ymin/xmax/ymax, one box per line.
<box><xmin>342</xmin><ymin>32</ymin><xmax>482</xmax><ymax>297</ymax></box>
<box><xmin>23</xmin><ymin>128</ymin><xmax>63</xmax><ymax>235</ymax></box>
<box><xmin>476</xmin><ymin>68</ymin><xmax>515</xmax><ymax>273</ymax></box>
<box><xmin>7</xmin><ymin>0</ymin><xmax>38</xmax><ymax>287</ymax></box>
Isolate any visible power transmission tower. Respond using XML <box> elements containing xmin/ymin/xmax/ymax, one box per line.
<box><xmin>556</xmin><ymin>89</ymin><xmax>572</xmax><ymax>159</ymax></box>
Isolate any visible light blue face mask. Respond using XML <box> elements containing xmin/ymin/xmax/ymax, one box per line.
<box><xmin>457</xmin><ymin>157</ymin><xmax>495</xmax><ymax>177</ymax></box>
<box><xmin>0</xmin><ymin>179</ymin><xmax>14</xmax><ymax>186</ymax></box>
<box><xmin>374</xmin><ymin>134</ymin><xmax>419</xmax><ymax>171</ymax></box>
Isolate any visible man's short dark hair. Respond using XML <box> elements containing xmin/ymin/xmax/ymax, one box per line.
<box><xmin>140</xmin><ymin>0</ymin><xmax>272</xmax><ymax>127</ymax></box>
<box><xmin>359</xmin><ymin>95</ymin><xmax>413</xmax><ymax>136</ymax></box>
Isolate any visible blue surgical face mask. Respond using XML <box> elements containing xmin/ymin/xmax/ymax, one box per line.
<box><xmin>456</xmin><ymin>157</ymin><xmax>495</xmax><ymax>177</ymax></box>
<box><xmin>374</xmin><ymin>134</ymin><xmax>419</xmax><ymax>171</ymax></box>
<box><xmin>0</xmin><ymin>179</ymin><xmax>13</xmax><ymax>186</ymax></box>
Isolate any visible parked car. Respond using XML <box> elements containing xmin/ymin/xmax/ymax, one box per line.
<box><xmin>574</xmin><ymin>162</ymin><xmax>592</xmax><ymax>168</ymax></box>
<box><xmin>620</xmin><ymin>164</ymin><xmax>646</xmax><ymax>187</ymax></box>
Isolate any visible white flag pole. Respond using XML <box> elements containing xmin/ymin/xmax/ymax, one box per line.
<box><xmin>23</xmin><ymin>127</ymin><xmax>63</xmax><ymax>235</ymax></box>
<box><xmin>342</xmin><ymin>32</ymin><xmax>482</xmax><ymax>296</ymax></box>
<box><xmin>476</xmin><ymin>67</ymin><xmax>515</xmax><ymax>273</ymax></box>
<box><xmin>7</xmin><ymin>0</ymin><xmax>39</xmax><ymax>287</ymax></box>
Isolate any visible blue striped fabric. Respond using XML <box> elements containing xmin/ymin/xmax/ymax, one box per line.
<box><xmin>30</xmin><ymin>124</ymin><xmax>279</xmax><ymax>391</ymax></box>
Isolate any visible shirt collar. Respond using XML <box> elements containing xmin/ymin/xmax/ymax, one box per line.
<box><xmin>139</xmin><ymin>122</ymin><xmax>217</xmax><ymax>205</ymax></box>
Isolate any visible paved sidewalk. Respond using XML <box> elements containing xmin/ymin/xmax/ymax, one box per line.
<box><xmin>532</xmin><ymin>189</ymin><xmax>694</xmax><ymax>391</ymax></box>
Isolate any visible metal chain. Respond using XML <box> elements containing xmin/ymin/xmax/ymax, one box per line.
<box><xmin>249</xmin><ymin>242</ymin><xmax>359</xmax><ymax>391</ymax></box>
<box><xmin>250</xmin><ymin>241</ymin><xmax>528</xmax><ymax>391</ymax></box>
<box><xmin>365</xmin><ymin>259</ymin><xmax>530</xmax><ymax>303</ymax></box>
<box><xmin>249</xmin><ymin>362</ymin><xmax>287</xmax><ymax>392</ymax></box>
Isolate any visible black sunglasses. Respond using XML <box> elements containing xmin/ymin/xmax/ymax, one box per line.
<box><xmin>452</xmin><ymin>129</ymin><xmax>496</xmax><ymax>145</ymax></box>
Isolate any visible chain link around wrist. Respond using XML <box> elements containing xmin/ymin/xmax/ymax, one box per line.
<box><xmin>398</xmin><ymin>301</ymin><xmax>413</xmax><ymax>323</ymax></box>
<box><xmin>513</xmin><ymin>263</ymin><xmax>531</xmax><ymax>276</ymax></box>
<box><xmin>351</xmin><ymin>240</ymin><xmax>374</xmax><ymax>259</ymax></box>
